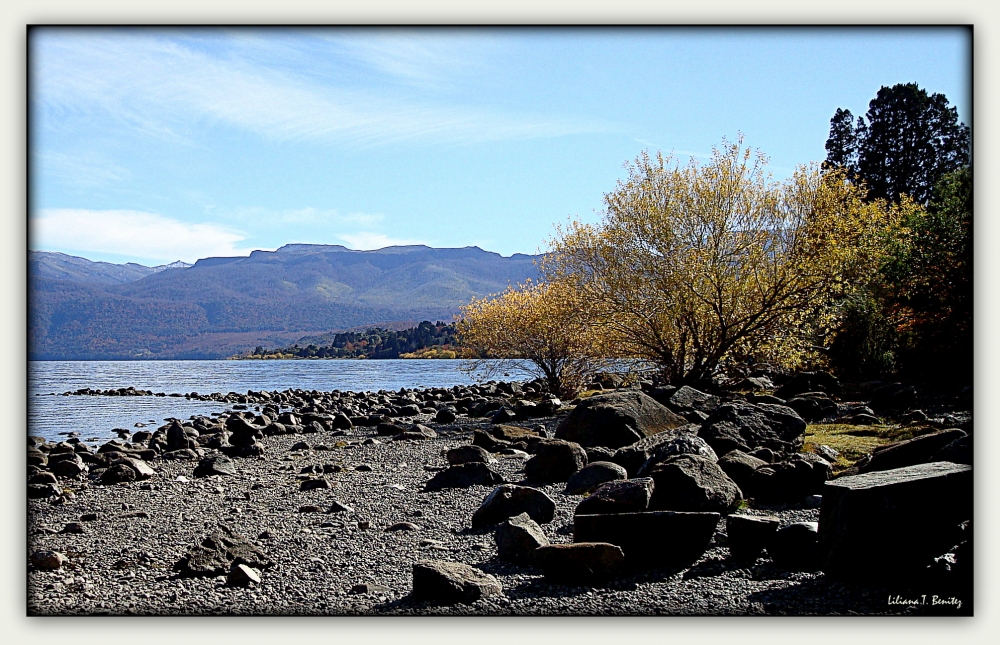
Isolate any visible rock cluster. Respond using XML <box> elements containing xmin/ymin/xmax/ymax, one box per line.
<box><xmin>29</xmin><ymin>371</ymin><xmax>972</xmax><ymax>615</ymax></box>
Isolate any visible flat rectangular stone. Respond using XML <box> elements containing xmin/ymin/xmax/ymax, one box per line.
<box><xmin>818</xmin><ymin>461</ymin><xmax>972</xmax><ymax>580</ymax></box>
<box><xmin>574</xmin><ymin>511</ymin><xmax>719</xmax><ymax>569</ymax></box>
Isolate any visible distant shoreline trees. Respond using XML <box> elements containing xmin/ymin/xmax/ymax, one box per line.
<box><xmin>239</xmin><ymin>321</ymin><xmax>461</xmax><ymax>360</ymax></box>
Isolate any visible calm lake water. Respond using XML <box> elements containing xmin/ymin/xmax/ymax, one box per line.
<box><xmin>28</xmin><ymin>359</ymin><xmax>532</xmax><ymax>444</ymax></box>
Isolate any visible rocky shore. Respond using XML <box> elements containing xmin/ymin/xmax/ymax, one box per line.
<box><xmin>27</xmin><ymin>374</ymin><xmax>973</xmax><ymax>616</ymax></box>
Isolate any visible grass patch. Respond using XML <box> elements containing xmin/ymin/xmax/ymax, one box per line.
<box><xmin>803</xmin><ymin>423</ymin><xmax>919</xmax><ymax>474</ymax></box>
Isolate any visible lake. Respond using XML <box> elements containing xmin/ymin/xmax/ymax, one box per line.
<box><xmin>28</xmin><ymin>359</ymin><xmax>533</xmax><ymax>444</ymax></box>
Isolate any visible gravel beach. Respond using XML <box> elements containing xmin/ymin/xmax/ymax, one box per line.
<box><xmin>27</xmin><ymin>393</ymin><xmax>960</xmax><ymax>617</ymax></box>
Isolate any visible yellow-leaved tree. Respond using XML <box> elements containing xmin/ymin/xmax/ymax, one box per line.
<box><xmin>542</xmin><ymin>137</ymin><xmax>911</xmax><ymax>385</ymax></box>
<box><xmin>457</xmin><ymin>279</ymin><xmax>609</xmax><ymax>398</ymax></box>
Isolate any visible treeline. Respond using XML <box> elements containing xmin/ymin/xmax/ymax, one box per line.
<box><xmin>823</xmin><ymin>83</ymin><xmax>971</xmax><ymax>382</ymax></box>
<box><xmin>245</xmin><ymin>321</ymin><xmax>461</xmax><ymax>359</ymax></box>
<box><xmin>458</xmin><ymin>82</ymin><xmax>971</xmax><ymax>396</ymax></box>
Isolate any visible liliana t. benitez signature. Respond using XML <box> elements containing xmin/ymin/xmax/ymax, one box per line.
<box><xmin>888</xmin><ymin>594</ymin><xmax>962</xmax><ymax>610</ymax></box>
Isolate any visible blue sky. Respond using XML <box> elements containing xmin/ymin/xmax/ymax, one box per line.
<box><xmin>28</xmin><ymin>26</ymin><xmax>970</xmax><ymax>266</ymax></box>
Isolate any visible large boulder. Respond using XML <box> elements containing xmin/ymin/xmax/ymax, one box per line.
<box><xmin>574</xmin><ymin>510</ymin><xmax>719</xmax><ymax>570</ymax></box>
<box><xmin>491</xmin><ymin>425</ymin><xmax>543</xmax><ymax>443</ymax></box>
<box><xmin>859</xmin><ymin>429</ymin><xmax>968</xmax><ymax>474</ymax></box>
<box><xmin>564</xmin><ymin>461</ymin><xmax>628</xmax><ymax>495</ymax></box>
<box><xmin>610</xmin><ymin>424</ymin><xmax>702</xmax><ymax>476</ymax></box>
<box><xmin>115</xmin><ymin>457</ymin><xmax>155</xmax><ymax>479</ymax></box>
<box><xmin>555</xmin><ymin>391</ymin><xmax>688</xmax><ymax>449</ymax></box>
<box><xmin>411</xmin><ymin>560</ymin><xmax>503</xmax><ymax>605</ymax></box>
<box><xmin>523</xmin><ymin>439</ymin><xmax>587</xmax><ymax>483</ymax></box>
<box><xmin>424</xmin><ymin>463</ymin><xmax>506</xmax><ymax>492</ymax></box>
<box><xmin>225</xmin><ymin>415</ymin><xmax>264</xmax><ymax>447</ymax></box>
<box><xmin>667</xmin><ymin>386</ymin><xmax>721</xmax><ymax>419</ymax></box>
<box><xmin>534</xmin><ymin>543</ymin><xmax>625</xmax><ymax>585</ymax></box>
<box><xmin>193</xmin><ymin>455</ymin><xmax>237</xmax><ymax>477</ymax></box>
<box><xmin>932</xmin><ymin>435</ymin><xmax>971</xmax><ymax>465</ymax></box>
<box><xmin>574</xmin><ymin>478</ymin><xmax>654</xmax><ymax>516</ymax></box>
<box><xmin>635</xmin><ymin>434</ymin><xmax>718</xmax><ymax>476</ymax></box>
<box><xmin>726</xmin><ymin>514</ymin><xmax>779</xmax><ymax>563</ymax></box>
<box><xmin>698</xmin><ymin>401</ymin><xmax>807</xmax><ymax>457</ymax></box>
<box><xmin>446</xmin><ymin>445</ymin><xmax>493</xmax><ymax>466</ymax></box>
<box><xmin>28</xmin><ymin>482</ymin><xmax>63</xmax><ymax>498</ymax></box>
<box><xmin>434</xmin><ymin>408</ymin><xmax>457</xmax><ymax>424</ymax></box>
<box><xmin>330</xmin><ymin>412</ymin><xmax>353</xmax><ymax>430</ymax></box>
<box><xmin>818</xmin><ymin>461</ymin><xmax>973</xmax><ymax>581</ymax></box>
<box><xmin>50</xmin><ymin>455</ymin><xmax>87</xmax><ymax>478</ymax></box>
<box><xmin>495</xmin><ymin>513</ymin><xmax>549</xmax><ymax>564</ymax></box>
<box><xmin>471</xmin><ymin>484</ymin><xmax>556</xmax><ymax>527</ymax></box>
<box><xmin>747</xmin><ymin>453</ymin><xmax>831</xmax><ymax>501</ymax></box>
<box><xmin>471</xmin><ymin>429</ymin><xmax>511</xmax><ymax>453</ymax></box>
<box><xmin>166</xmin><ymin>420</ymin><xmax>197</xmax><ymax>452</ymax></box>
<box><xmin>769</xmin><ymin>522</ymin><xmax>820</xmax><ymax>571</ymax></box>
<box><xmin>30</xmin><ymin>550</ymin><xmax>68</xmax><ymax>570</ymax></box>
<box><xmin>376</xmin><ymin>422</ymin><xmax>406</xmax><ymax>437</ymax></box>
<box><xmin>784</xmin><ymin>394</ymin><xmax>838</xmax><ymax>423</ymax></box>
<box><xmin>716</xmin><ymin>449</ymin><xmax>768</xmax><ymax>493</ymax></box>
<box><xmin>644</xmin><ymin>385</ymin><xmax>677</xmax><ymax>407</ymax></box>
<box><xmin>100</xmin><ymin>463</ymin><xmax>137</xmax><ymax>485</ymax></box>
<box><xmin>647</xmin><ymin>454</ymin><xmax>742</xmax><ymax>514</ymax></box>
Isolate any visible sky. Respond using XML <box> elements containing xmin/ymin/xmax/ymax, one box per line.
<box><xmin>28</xmin><ymin>26</ymin><xmax>971</xmax><ymax>267</ymax></box>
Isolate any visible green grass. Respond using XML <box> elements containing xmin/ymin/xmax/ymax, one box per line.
<box><xmin>803</xmin><ymin>423</ymin><xmax>923</xmax><ymax>474</ymax></box>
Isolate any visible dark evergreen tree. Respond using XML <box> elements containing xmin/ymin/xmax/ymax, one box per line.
<box><xmin>823</xmin><ymin>108</ymin><xmax>859</xmax><ymax>174</ymax></box>
<box><xmin>824</xmin><ymin>83</ymin><xmax>969</xmax><ymax>204</ymax></box>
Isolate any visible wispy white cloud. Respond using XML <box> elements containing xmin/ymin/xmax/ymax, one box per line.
<box><xmin>30</xmin><ymin>208</ymin><xmax>257</xmax><ymax>264</ymax></box>
<box><xmin>317</xmin><ymin>31</ymin><xmax>489</xmax><ymax>89</ymax></box>
<box><xmin>339</xmin><ymin>231</ymin><xmax>426</xmax><ymax>250</ymax></box>
<box><xmin>36</xmin><ymin>151</ymin><xmax>132</xmax><ymax>187</ymax></box>
<box><xmin>33</xmin><ymin>30</ymin><xmax>616</xmax><ymax>148</ymax></box>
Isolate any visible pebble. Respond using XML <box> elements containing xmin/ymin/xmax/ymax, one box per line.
<box><xmin>384</xmin><ymin>522</ymin><xmax>420</xmax><ymax>532</ymax></box>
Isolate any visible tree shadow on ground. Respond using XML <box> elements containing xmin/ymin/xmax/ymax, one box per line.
<box><xmin>681</xmin><ymin>555</ymin><xmax>754</xmax><ymax>580</ymax></box>
<box><xmin>743</xmin><ymin>573</ymin><xmax>970</xmax><ymax>616</ymax></box>
<box><xmin>503</xmin><ymin>576</ymin><xmax>615</xmax><ymax>599</ymax></box>
<box><xmin>744</xmin><ymin>576</ymin><xmax>917</xmax><ymax>615</ymax></box>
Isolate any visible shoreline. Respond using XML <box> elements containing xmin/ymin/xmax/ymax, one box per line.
<box><xmin>27</xmin><ymin>379</ymin><xmax>972</xmax><ymax>616</ymax></box>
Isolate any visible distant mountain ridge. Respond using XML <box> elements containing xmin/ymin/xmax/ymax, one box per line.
<box><xmin>29</xmin><ymin>244</ymin><xmax>541</xmax><ymax>360</ymax></box>
<box><xmin>29</xmin><ymin>250</ymin><xmax>192</xmax><ymax>286</ymax></box>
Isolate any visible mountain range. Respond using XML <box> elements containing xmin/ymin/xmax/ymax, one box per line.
<box><xmin>29</xmin><ymin>244</ymin><xmax>541</xmax><ymax>360</ymax></box>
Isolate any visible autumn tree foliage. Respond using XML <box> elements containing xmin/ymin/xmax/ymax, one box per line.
<box><xmin>829</xmin><ymin>167</ymin><xmax>972</xmax><ymax>380</ymax></box>
<box><xmin>457</xmin><ymin>280</ymin><xmax>609</xmax><ymax>397</ymax></box>
<box><xmin>542</xmin><ymin>139</ymin><xmax>907</xmax><ymax>386</ymax></box>
<box><xmin>823</xmin><ymin>84</ymin><xmax>971</xmax><ymax>382</ymax></box>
